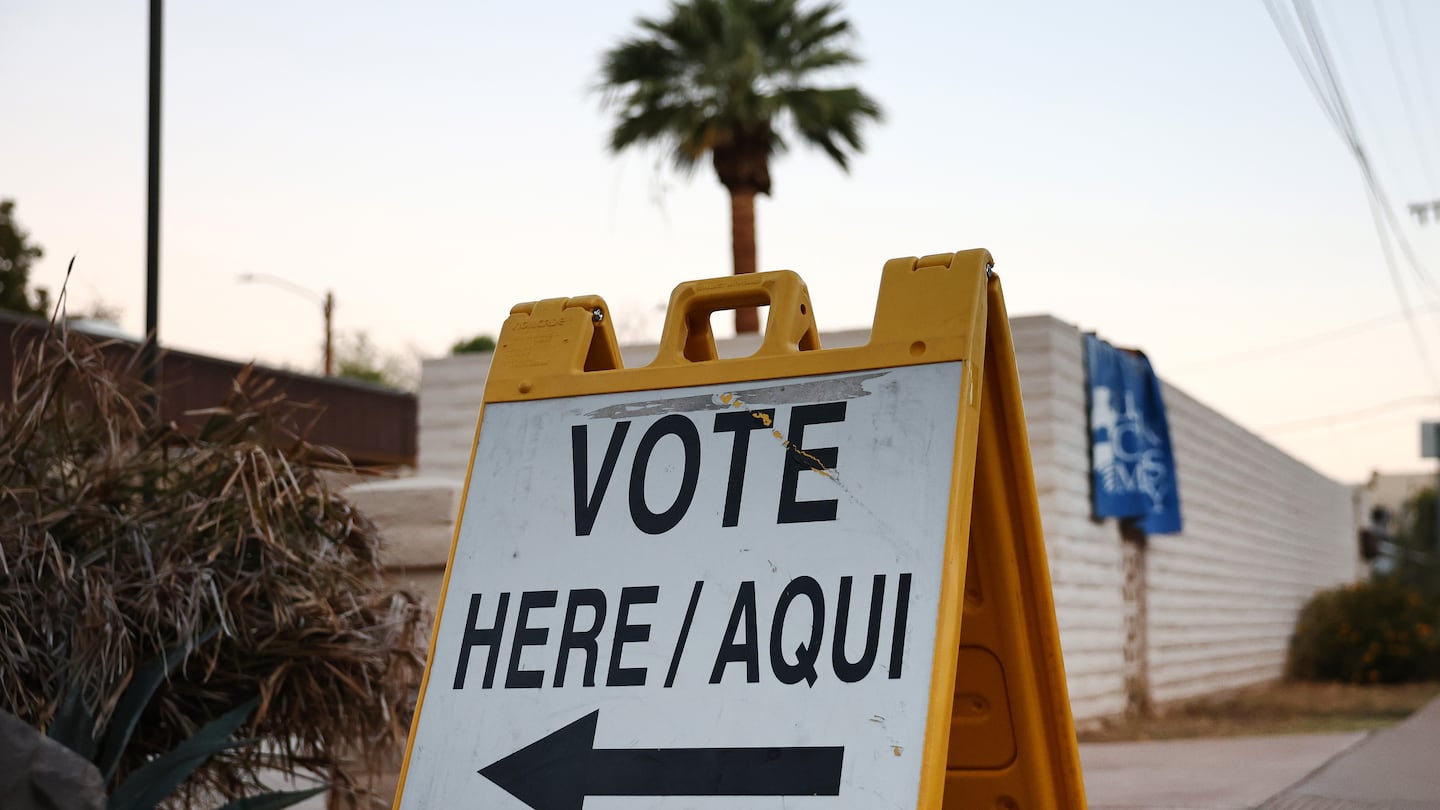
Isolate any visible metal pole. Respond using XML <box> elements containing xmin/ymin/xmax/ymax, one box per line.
<box><xmin>142</xmin><ymin>0</ymin><xmax>163</xmax><ymax>408</ymax></box>
<box><xmin>323</xmin><ymin>290</ymin><xmax>334</xmax><ymax>376</ymax></box>
<box><xmin>237</xmin><ymin>273</ymin><xmax>333</xmax><ymax>375</ymax></box>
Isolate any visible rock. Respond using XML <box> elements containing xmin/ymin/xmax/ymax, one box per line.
<box><xmin>0</xmin><ymin>710</ymin><xmax>105</xmax><ymax>810</ymax></box>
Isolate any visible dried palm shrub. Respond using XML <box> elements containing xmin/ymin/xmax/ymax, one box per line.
<box><xmin>0</xmin><ymin>326</ymin><xmax>427</xmax><ymax>808</ymax></box>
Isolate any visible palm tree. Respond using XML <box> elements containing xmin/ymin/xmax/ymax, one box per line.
<box><xmin>598</xmin><ymin>0</ymin><xmax>882</xmax><ymax>333</ymax></box>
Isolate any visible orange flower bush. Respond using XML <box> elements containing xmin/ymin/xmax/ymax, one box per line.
<box><xmin>1287</xmin><ymin>577</ymin><xmax>1440</xmax><ymax>683</ymax></box>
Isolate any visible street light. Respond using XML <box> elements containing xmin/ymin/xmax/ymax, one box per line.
<box><xmin>238</xmin><ymin>272</ymin><xmax>335</xmax><ymax>376</ymax></box>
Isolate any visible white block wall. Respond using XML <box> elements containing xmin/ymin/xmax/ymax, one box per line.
<box><xmin>412</xmin><ymin>316</ymin><xmax>1359</xmax><ymax>721</ymax></box>
<box><xmin>1011</xmin><ymin>316</ymin><xmax>1358</xmax><ymax>715</ymax></box>
<box><xmin>1011</xmin><ymin>317</ymin><xmax>1131</xmax><ymax>720</ymax></box>
<box><xmin>417</xmin><ymin>355</ymin><xmax>492</xmax><ymax>483</ymax></box>
<box><xmin>1148</xmin><ymin>383</ymin><xmax>1356</xmax><ymax>703</ymax></box>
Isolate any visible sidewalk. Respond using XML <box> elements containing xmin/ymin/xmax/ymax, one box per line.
<box><xmin>292</xmin><ymin>699</ymin><xmax>1440</xmax><ymax>809</ymax></box>
<box><xmin>1081</xmin><ymin>732</ymin><xmax>1366</xmax><ymax>809</ymax></box>
<box><xmin>1260</xmin><ymin>695</ymin><xmax>1440</xmax><ymax>809</ymax></box>
<box><xmin>1081</xmin><ymin>696</ymin><xmax>1440</xmax><ymax>810</ymax></box>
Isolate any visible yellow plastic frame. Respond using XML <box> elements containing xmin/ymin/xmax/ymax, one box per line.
<box><xmin>391</xmin><ymin>249</ymin><xmax>1086</xmax><ymax>809</ymax></box>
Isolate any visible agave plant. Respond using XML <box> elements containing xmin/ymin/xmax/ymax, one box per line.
<box><xmin>98</xmin><ymin>694</ymin><xmax>323</xmax><ymax>810</ymax></box>
<box><xmin>0</xmin><ymin>324</ymin><xmax>427</xmax><ymax>808</ymax></box>
<box><xmin>44</xmin><ymin>626</ymin><xmax>324</xmax><ymax>810</ymax></box>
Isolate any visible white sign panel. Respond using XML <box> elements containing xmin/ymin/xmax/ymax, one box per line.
<box><xmin>399</xmin><ymin>362</ymin><xmax>963</xmax><ymax>810</ymax></box>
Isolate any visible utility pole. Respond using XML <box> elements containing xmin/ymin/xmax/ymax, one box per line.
<box><xmin>1408</xmin><ymin>200</ymin><xmax>1440</xmax><ymax>225</ymax></box>
<box><xmin>323</xmin><ymin>289</ymin><xmax>334</xmax><ymax>376</ymax></box>
<box><xmin>238</xmin><ymin>273</ymin><xmax>335</xmax><ymax>376</ymax></box>
<box><xmin>142</xmin><ymin>0</ymin><xmax>163</xmax><ymax>407</ymax></box>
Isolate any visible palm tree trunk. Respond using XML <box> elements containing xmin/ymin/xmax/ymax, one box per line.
<box><xmin>729</xmin><ymin>188</ymin><xmax>760</xmax><ymax>333</ymax></box>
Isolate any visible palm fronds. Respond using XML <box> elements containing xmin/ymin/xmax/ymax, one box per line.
<box><xmin>598</xmin><ymin>0</ymin><xmax>882</xmax><ymax>188</ymax></box>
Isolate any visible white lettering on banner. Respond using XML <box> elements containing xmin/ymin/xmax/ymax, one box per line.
<box><xmin>1091</xmin><ymin>386</ymin><xmax>1174</xmax><ymax>511</ymax></box>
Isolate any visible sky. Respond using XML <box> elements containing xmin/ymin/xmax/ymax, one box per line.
<box><xmin>5</xmin><ymin>0</ymin><xmax>1440</xmax><ymax>483</ymax></box>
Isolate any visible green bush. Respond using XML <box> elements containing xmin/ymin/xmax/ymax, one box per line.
<box><xmin>1287</xmin><ymin>577</ymin><xmax>1440</xmax><ymax>684</ymax></box>
<box><xmin>450</xmin><ymin>333</ymin><xmax>496</xmax><ymax>354</ymax></box>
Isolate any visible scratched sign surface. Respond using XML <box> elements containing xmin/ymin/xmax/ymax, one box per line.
<box><xmin>398</xmin><ymin>363</ymin><xmax>963</xmax><ymax>810</ymax></box>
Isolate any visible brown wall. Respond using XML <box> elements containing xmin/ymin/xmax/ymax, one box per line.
<box><xmin>0</xmin><ymin>311</ymin><xmax>417</xmax><ymax>468</ymax></box>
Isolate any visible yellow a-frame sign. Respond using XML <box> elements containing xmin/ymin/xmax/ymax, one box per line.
<box><xmin>394</xmin><ymin>249</ymin><xmax>1086</xmax><ymax>810</ymax></box>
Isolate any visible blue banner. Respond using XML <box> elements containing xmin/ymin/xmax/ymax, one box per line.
<box><xmin>1084</xmin><ymin>335</ymin><xmax>1182</xmax><ymax>535</ymax></box>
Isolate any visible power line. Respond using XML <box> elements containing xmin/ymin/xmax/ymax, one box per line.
<box><xmin>1400</xmin><ymin>0</ymin><xmax>1440</xmax><ymax>171</ymax></box>
<box><xmin>1375</xmin><ymin>0</ymin><xmax>1440</xmax><ymax>196</ymax></box>
<box><xmin>1361</xmin><ymin>176</ymin><xmax>1440</xmax><ymax>394</ymax></box>
<box><xmin>1172</xmin><ymin>303</ymin><xmax>1440</xmax><ymax>372</ymax></box>
<box><xmin>1290</xmin><ymin>1</ymin><xmax>1360</xmax><ymax>141</ymax></box>
<box><xmin>1312</xmin><ymin>0</ymin><xmax>1440</xmax><ymax>292</ymax></box>
<box><xmin>1398</xmin><ymin>0</ymin><xmax>1440</xmax><ymax>224</ymax></box>
<box><xmin>1317</xmin><ymin>1</ymin><xmax>1405</xmax><ymax>192</ymax></box>
<box><xmin>1262</xmin><ymin>0</ymin><xmax>1440</xmax><ymax>394</ymax></box>
<box><xmin>1260</xmin><ymin>394</ymin><xmax>1439</xmax><ymax>434</ymax></box>
<box><xmin>1292</xmin><ymin>0</ymin><xmax>1440</xmax><ymax>304</ymax></box>
<box><xmin>1300</xmin><ymin>1</ymin><xmax>1440</xmax><ymax>306</ymax></box>
<box><xmin>1263</xmin><ymin>0</ymin><xmax>1345</xmax><ymax>125</ymax></box>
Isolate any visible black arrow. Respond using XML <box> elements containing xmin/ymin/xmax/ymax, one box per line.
<box><xmin>478</xmin><ymin>710</ymin><xmax>844</xmax><ymax>810</ymax></box>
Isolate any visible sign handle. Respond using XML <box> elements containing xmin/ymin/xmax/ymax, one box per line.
<box><xmin>650</xmin><ymin>270</ymin><xmax>821</xmax><ymax>366</ymax></box>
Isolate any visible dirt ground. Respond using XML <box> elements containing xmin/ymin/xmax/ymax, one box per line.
<box><xmin>1076</xmin><ymin>680</ymin><xmax>1440</xmax><ymax>743</ymax></box>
